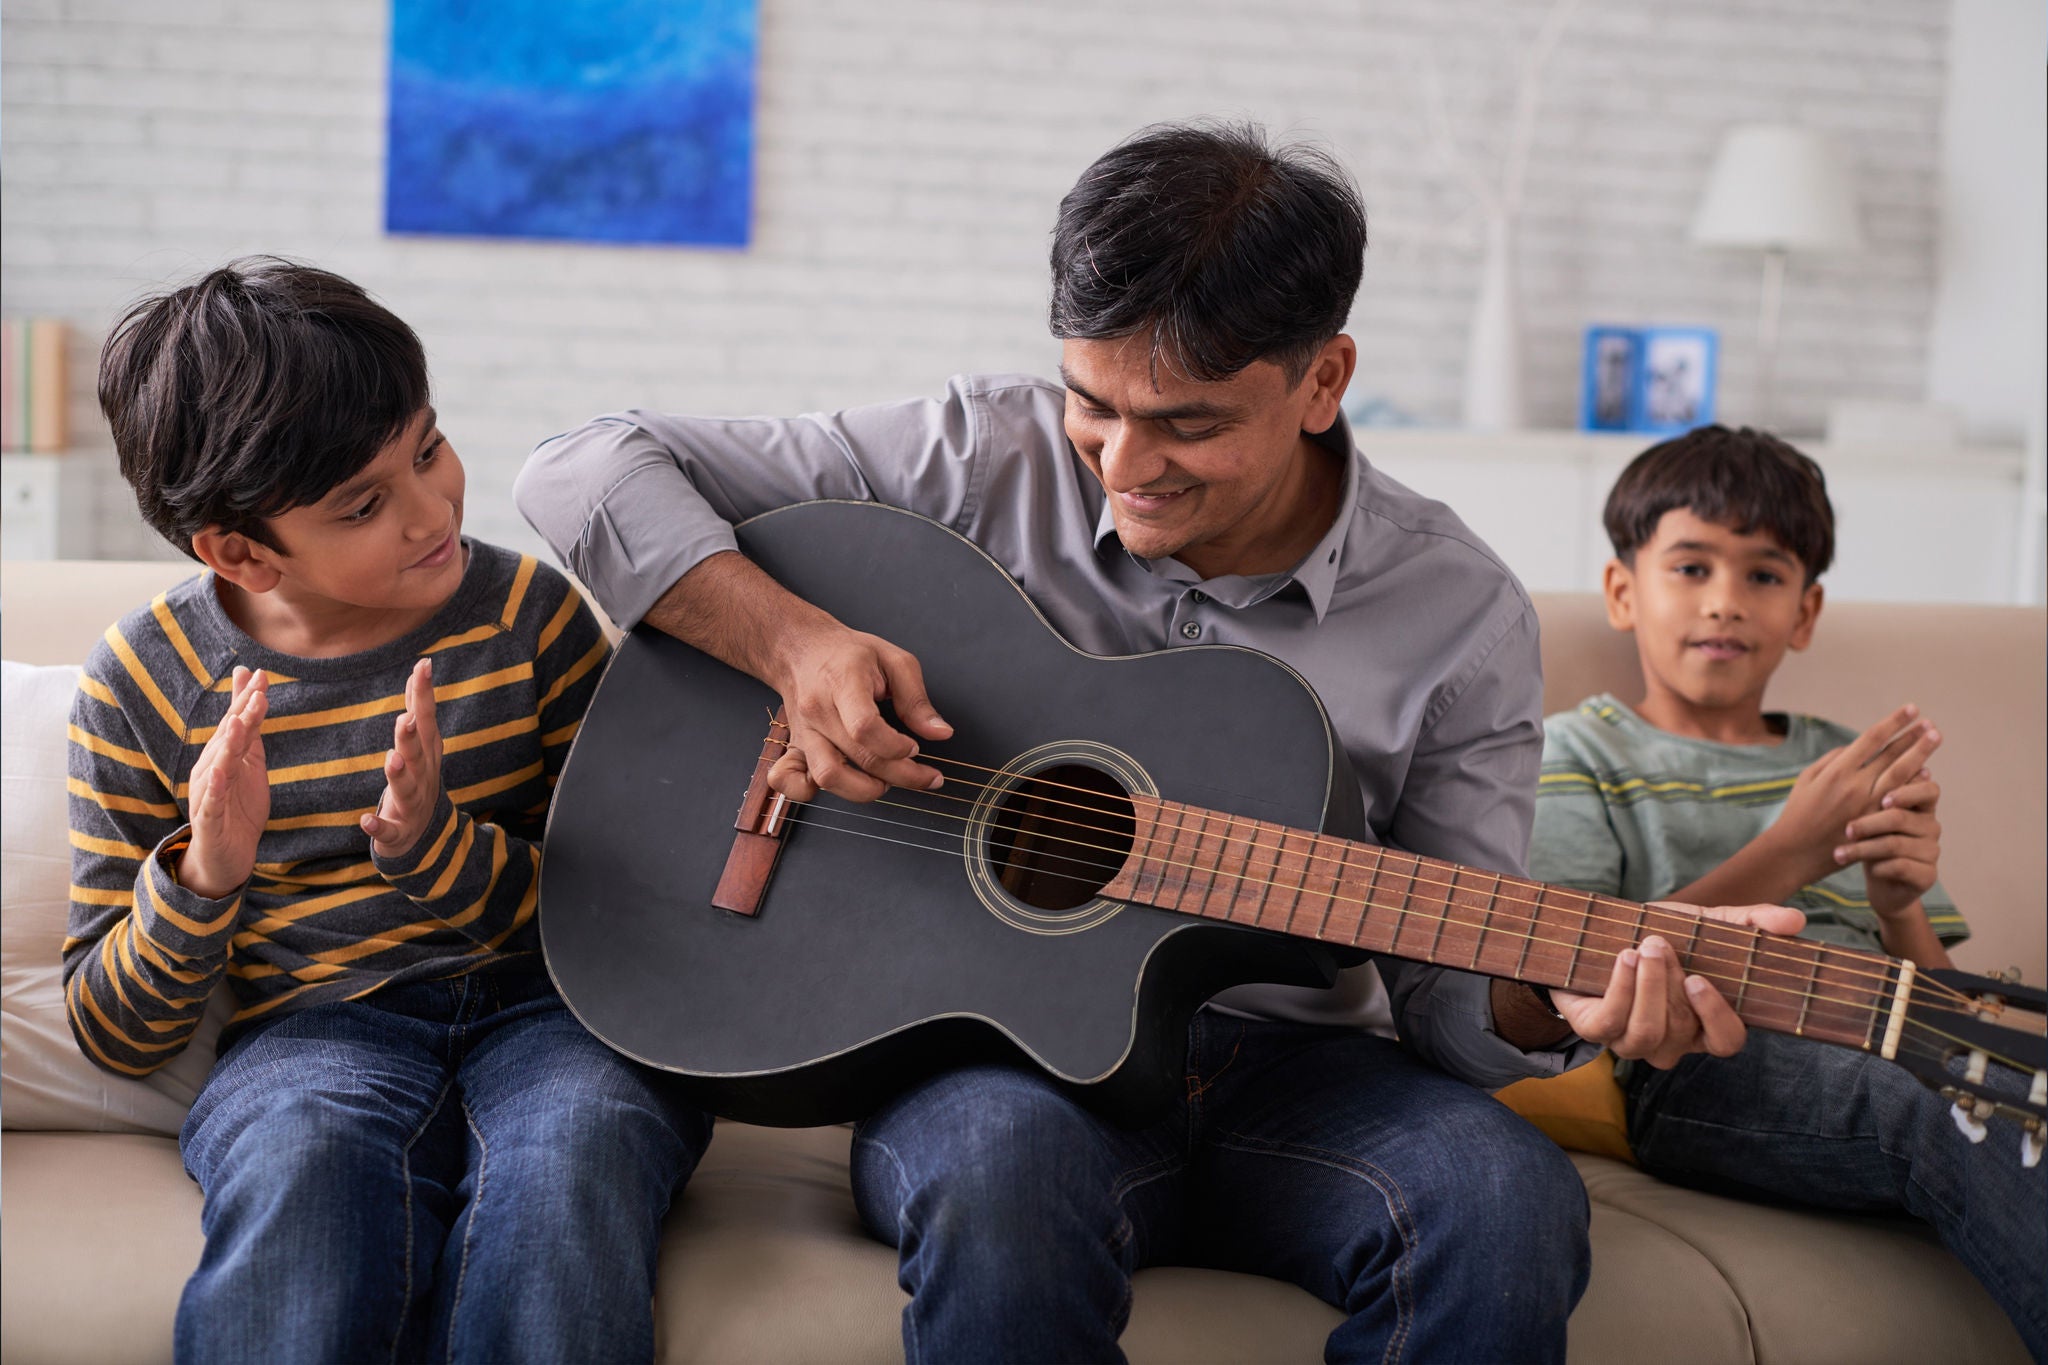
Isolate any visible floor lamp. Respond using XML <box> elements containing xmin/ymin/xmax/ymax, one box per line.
<box><xmin>1690</xmin><ymin>125</ymin><xmax>1861</xmax><ymax>429</ymax></box>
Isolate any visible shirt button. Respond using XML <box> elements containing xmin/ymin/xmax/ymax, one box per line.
<box><xmin>1189</xmin><ymin>590</ymin><xmax>1209</xmax><ymax>604</ymax></box>
<box><xmin>1180</xmin><ymin>621</ymin><xmax>1202</xmax><ymax>640</ymax></box>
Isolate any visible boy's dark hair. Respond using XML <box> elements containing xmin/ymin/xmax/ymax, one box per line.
<box><xmin>97</xmin><ymin>256</ymin><xmax>429</xmax><ymax>558</ymax></box>
<box><xmin>1603</xmin><ymin>424</ymin><xmax>1835</xmax><ymax>582</ymax></box>
<box><xmin>1049</xmin><ymin>120</ymin><xmax>1366</xmax><ymax>385</ymax></box>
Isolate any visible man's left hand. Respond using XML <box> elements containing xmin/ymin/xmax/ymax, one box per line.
<box><xmin>1551</xmin><ymin>902</ymin><xmax>1806</xmax><ymax>1069</ymax></box>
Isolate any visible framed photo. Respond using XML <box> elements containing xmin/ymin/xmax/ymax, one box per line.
<box><xmin>1580</xmin><ymin>326</ymin><xmax>1718</xmax><ymax>434</ymax></box>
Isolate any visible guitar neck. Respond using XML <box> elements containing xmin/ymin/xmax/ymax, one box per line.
<box><xmin>1097</xmin><ymin>795</ymin><xmax>1901</xmax><ymax>1054</ymax></box>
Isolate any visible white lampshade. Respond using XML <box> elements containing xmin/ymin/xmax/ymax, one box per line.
<box><xmin>1690</xmin><ymin>124</ymin><xmax>1862</xmax><ymax>253</ymax></box>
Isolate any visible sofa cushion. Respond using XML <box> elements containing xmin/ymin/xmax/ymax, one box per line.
<box><xmin>1</xmin><ymin>660</ymin><xmax>230</xmax><ymax>1136</ymax></box>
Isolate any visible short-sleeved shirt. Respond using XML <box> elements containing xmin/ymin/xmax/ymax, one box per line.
<box><xmin>516</xmin><ymin>374</ymin><xmax>1598</xmax><ymax>1088</ymax></box>
<box><xmin>1530</xmin><ymin>693</ymin><xmax>1967</xmax><ymax>953</ymax></box>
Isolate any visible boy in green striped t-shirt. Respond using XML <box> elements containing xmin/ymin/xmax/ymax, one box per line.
<box><xmin>68</xmin><ymin>258</ymin><xmax>708</xmax><ymax>1364</ymax></box>
<box><xmin>1529</xmin><ymin>426</ymin><xmax>2040</xmax><ymax>1356</ymax></box>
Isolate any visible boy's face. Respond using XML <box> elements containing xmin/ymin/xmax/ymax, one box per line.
<box><xmin>251</xmin><ymin>407</ymin><xmax>467</xmax><ymax>617</ymax></box>
<box><xmin>1604</xmin><ymin>508</ymin><xmax>1823</xmax><ymax>728</ymax></box>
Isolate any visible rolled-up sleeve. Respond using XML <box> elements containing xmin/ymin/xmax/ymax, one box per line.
<box><xmin>1379</xmin><ymin>605</ymin><xmax>1602</xmax><ymax>1089</ymax></box>
<box><xmin>514</xmin><ymin>380</ymin><xmax>990</xmax><ymax>630</ymax></box>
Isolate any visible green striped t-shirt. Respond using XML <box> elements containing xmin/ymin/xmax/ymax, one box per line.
<box><xmin>63</xmin><ymin>540</ymin><xmax>609</xmax><ymax>1076</ymax></box>
<box><xmin>1529</xmin><ymin>694</ymin><xmax>1966</xmax><ymax>954</ymax></box>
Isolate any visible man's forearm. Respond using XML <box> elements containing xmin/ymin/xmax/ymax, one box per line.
<box><xmin>641</xmin><ymin>550</ymin><xmax>840</xmax><ymax>695</ymax></box>
<box><xmin>1490</xmin><ymin>978</ymin><xmax>1576</xmax><ymax>1050</ymax></box>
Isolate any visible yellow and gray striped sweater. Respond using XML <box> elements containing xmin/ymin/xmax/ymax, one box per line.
<box><xmin>1530</xmin><ymin>693</ymin><xmax>1967</xmax><ymax>953</ymax></box>
<box><xmin>63</xmin><ymin>540</ymin><xmax>609</xmax><ymax>1076</ymax></box>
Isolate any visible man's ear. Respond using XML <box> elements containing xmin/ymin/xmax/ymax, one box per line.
<box><xmin>1601</xmin><ymin>557</ymin><xmax>1636</xmax><ymax>632</ymax></box>
<box><xmin>1299</xmin><ymin>334</ymin><xmax>1358</xmax><ymax>435</ymax></box>
<box><xmin>1788</xmin><ymin>580</ymin><xmax>1824</xmax><ymax>652</ymax></box>
<box><xmin>191</xmin><ymin>527</ymin><xmax>284</xmax><ymax>595</ymax></box>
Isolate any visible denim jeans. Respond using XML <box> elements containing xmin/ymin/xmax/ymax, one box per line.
<box><xmin>850</xmin><ymin>1013</ymin><xmax>1590</xmax><ymax>1365</ymax></box>
<box><xmin>1627</xmin><ymin>1030</ymin><xmax>2047</xmax><ymax>1361</ymax></box>
<box><xmin>175</xmin><ymin>967</ymin><xmax>712</xmax><ymax>1365</ymax></box>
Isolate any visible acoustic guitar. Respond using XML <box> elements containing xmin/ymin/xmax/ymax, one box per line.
<box><xmin>540</xmin><ymin>501</ymin><xmax>2046</xmax><ymax>1153</ymax></box>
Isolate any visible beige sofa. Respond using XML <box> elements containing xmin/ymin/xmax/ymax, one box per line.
<box><xmin>4</xmin><ymin>559</ymin><xmax>2040</xmax><ymax>1365</ymax></box>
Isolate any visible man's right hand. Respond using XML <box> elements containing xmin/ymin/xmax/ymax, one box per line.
<box><xmin>1766</xmin><ymin>704</ymin><xmax>1939</xmax><ymax>884</ymax></box>
<box><xmin>766</xmin><ymin>621</ymin><xmax>952</xmax><ymax>803</ymax></box>
<box><xmin>177</xmin><ymin>666</ymin><xmax>270</xmax><ymax>900</ymax></box>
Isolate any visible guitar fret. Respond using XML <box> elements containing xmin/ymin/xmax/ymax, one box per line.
<box><xmin>1159</xmin><ymin>803</ymin><xmax>1195</xmax><ymax>910</ymax></box>
<box><xmin>1312</xmin><ymin>833</ymin><xmax>1341</xmax><ymax>940</ymax></box>
<box><xmin>1358</xmin><ymin>846</ymin><xmax>1387</xmax><ymax>949</ymax></box>
<box><xmin>1794</xmin><ymin>943</ymin><xmax>1818</xmax><ymax>1038</ymax></box>
<box><xmin>1472</xmin><ymin>873</ymin><xmax>1501</xmax><ymax>971</ymax></box>
<box><xmin>1421</xmin><ymin>856</ymin><xmax>1450</xmax><ymax>964</ymax></box>
<box><xmin>1227</xmin><ymin>816</ymin><xmax>1262</xmax><ymax>925</ymax></box>
<box><xmin>1285</xmin><ymin>829</ymin><xmax>1312</xmax><ymax>933</ymax></box>
<box><xmin>1247</xmin><ymin>819</ymin><xmax>1280</xmax><ymax>930</ymax></box>
<box><xmin>1732</xmin><ymin>932</ymin><xmax>1758</xmax><ymax>1013</ymax></box>
<box><xmin>1568</xmin><ymin>892</ymin><xmax>1596</xmax><ymax>994</ymax></box>
<box><xmin>1326</xmin><ymin>839</ymin><xmax>1362</xmax><ymax>944</ymax></box>
<box><xmin>1196</xmin><ymin>813</ymin><xmax>1233</xmax><ymax>921</ymax></box>
<box><xmin>1514</xmin><ymin>883</ymin><xmax>1540</xmax><ymax>982</ymax></box>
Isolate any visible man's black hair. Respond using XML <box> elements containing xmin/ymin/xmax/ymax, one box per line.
<box><xmin>1603</xmin><ymin>425</ymin><xmax>1836</xmax><ymax>583</ymax></box>
<box><xmin>1049</xmin><ymin>120</ymin><xmax>1366</xmax><ymax>385</ymax></box>
<box><xmin>97</xmin><ymin>256</ymin><xmax>430</xmax><ymax>558</ymax></box>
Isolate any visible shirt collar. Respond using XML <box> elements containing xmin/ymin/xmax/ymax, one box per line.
<box><xmin>1089</xmin><ymin>411</ymin><xmax>1362</xmax><ymax>622</ymax></box>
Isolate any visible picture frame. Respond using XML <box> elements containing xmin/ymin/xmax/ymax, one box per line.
<box><xmin>1580</xmin><ymin>325</ymin><xmax>1718</xmax><ymax>434</ymax></box>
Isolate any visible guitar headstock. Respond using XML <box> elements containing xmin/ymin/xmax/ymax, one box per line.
<box><xmin>1889</xmin><ymin>968</ymin><xmax>2046</xmax><ymax>1168</ymax></box>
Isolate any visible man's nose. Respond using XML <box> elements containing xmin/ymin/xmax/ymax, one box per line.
<box><xmin>1097</xmin><ymin>423</ymin><xmax>1160</xmax><ymax>491</ymax></box>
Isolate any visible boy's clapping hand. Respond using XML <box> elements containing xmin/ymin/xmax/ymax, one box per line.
<box><xmin>362</xmin><ymin>659</ymin><xmax>442</xmax><ymax>860</ymax></box>
<box><xmin>178</xmin><ymin>665</ymin><xmax>270</xmax><ymax>900</ymax></box>
<box><xmin>1841</xmin><ymin>769</ymin><xmax>1943</xmax><ymax>920</ymax></box>
<box><xmin>1769</xmin><ymin>704</ymin><xmax>1939</xmax><ymax>884</ymax></box>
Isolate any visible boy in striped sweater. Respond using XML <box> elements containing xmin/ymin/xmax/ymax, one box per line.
<box><xmin>67</xmin><ymin>258</ymin><xmax>709</xmax><ymax>1365</ymax></box>
<box><xmin>1529</xmin><ymin>426</ymin><xmax>2041</xmax><ymax>1357</ymax></box>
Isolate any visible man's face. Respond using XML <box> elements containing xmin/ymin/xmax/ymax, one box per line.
<box><xmin>258</xmin><ymin>406</ymin><xmax>468</xmax><ymax>617</ymax></box>
<box><xmin>1059</xmin><ymin>335</ymin><xmax>1349</xmax><ymax>580</ymax></box>
<box><xmin>1606</xmin><ymin>509</ymin><xmax>1822</xmax><ymax>724</ymax></box>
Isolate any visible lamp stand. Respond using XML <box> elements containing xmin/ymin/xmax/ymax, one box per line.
<box><xmin>1754</xmin><ymin>247</ymin><xmax>1787</xmax><ymax>430</ymax></box>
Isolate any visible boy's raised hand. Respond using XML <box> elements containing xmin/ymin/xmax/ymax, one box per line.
<box><xmin>179</xmin><ymin>666</ymin><xmax>270</xmax><ymax>900</ymax></box>
<box><xmin>362</xmin><ymin>659</ymin><xmax>442</xmax><ymax>861</ymax></box>
<box><xmin>1769</xmin><ymin>705</ymin><xmax>1939</xmax><ymax>884</ymax></box>
<box><xmin>1842</xmin><ymin>770</ymin><xmax>1943</xmax><ymax>919</ymax></box>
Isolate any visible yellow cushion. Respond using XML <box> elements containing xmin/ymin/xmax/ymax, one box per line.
<box><xmin>1494</xmin><ymin>1051</ymin><xmax>1635</xmax><ymax>1163</ymax></box>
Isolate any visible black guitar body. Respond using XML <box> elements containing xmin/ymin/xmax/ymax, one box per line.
<box><xmin>540</xmin><ymin>501</ymin><xmax>1367</xmax><ymax>1127</ymax></box>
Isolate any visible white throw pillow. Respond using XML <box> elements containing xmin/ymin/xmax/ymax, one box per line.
<box><xmin>1</xmin><ymin>658</ymin><xmax>230</xmax><ymax>1136</ymax></box>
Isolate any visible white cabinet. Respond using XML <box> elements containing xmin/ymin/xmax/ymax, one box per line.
<box><xmin>1356</xmin><ymin>430</ymin><xmax>2029</xmax><ymax>604</ymax></box>
<box><xmin>1</xmin><ymin>452</ymin><xmax>99</xmax><ymax>560</ymax></box>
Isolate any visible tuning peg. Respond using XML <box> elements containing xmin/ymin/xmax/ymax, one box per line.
<box><xmin>1949</xmin><ymin>1099</ymin><xmax>1991</xmax><ymax>1144</ymax></box>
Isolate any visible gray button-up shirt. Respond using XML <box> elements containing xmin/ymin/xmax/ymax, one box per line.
<box><xmin>516</xmin><ymin>374</ymin><xmax>1593</xmax><ymax>1088</ymax></box>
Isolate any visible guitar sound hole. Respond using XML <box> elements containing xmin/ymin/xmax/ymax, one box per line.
<box><xmin>987</xmin><ymin>763</ymin><xmax>1136</xmax><ymax>911</ymax></box>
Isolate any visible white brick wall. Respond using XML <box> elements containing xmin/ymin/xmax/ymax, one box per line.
<box><xmin>2</xmin><ymin>0</ymin><xmax>1953</xmax><ymax>560</ymax></box>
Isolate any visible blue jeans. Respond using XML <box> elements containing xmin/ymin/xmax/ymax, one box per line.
<box><xmin>1627</xmin><ymin>1031</ymin><xmax>2047</xmax><ymax>1361</ymax></box>
<box><xmin>850</xmin><ymin>1013</ymin><xmax>1590</xmax><ymax>1364</ymax></box>
<box><xmin>176</xmin><ymin>968</ymin><xmax>712</xmax><ymax>1365</ymax></box>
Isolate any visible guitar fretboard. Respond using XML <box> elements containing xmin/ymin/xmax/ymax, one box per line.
<box><xmin>1097</xmin><ymin>796</ymin><xmax>1894</xmax><ymax>1052</ymax></box>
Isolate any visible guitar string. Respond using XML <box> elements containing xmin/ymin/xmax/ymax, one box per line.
<box><xmin>777</xmin><ymin>804</ymin><xmax>2039</xmax><ymax>1081</ymax></box>
<box><xmin>798</xmin><ymin>796</ymin><xmax>1943</xmax><ymax>1034</ymax></box>
<box><xmin>764</xmin><ymin>734</ymin><xmax>1973</xmax><ymax>1010</ymax></box>
<box><xmin>898</xmin><ymin>748</ymin><xmax>1985</xmax><ymax>1010</ymax></box>
<box><xmin>787</xmin><ymin>795</ymin><xmax>1948</xmax><ymax>1033</ymax></box>
<box><xmin>762</xmin><ymin>736</ymin><xmax>1976</xmax><ymax>1012</ymax></box>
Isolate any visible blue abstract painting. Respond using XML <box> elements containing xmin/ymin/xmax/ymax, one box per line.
<box><xmin>386</xmin><ymin>0</ymin><xmax>755</xmax><ymax>247</ymax></box>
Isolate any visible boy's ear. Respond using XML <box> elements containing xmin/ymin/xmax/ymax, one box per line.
<box><xmin>1787</xmin><ymin>580</ymin><xmax>1825</xmax><ymax>652</ymax></box>
<box><xmin>1600</xmin><ymin>557</ymin><xmax>1636</xmax><ymax>632</ymax></box>
<box><xmin>191</xmin><ymin>527</ymin><xmax>284</xmax><ymax>595</ymax></box>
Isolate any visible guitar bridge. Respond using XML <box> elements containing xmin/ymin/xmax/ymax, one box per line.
<box><xmin>711</xmin><ymin>707</ymin><xmax>797</xmax><ymax>917</ymax></box>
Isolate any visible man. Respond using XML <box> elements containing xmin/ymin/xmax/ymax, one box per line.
<box><xmin>517</xmin><ymin>121</ymin><xmax>1785</xmax><ymax>1364</ymax></box>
